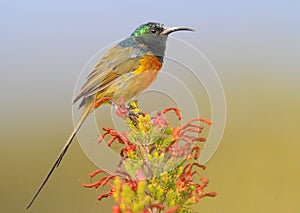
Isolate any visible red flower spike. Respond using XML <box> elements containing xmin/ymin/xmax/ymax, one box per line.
<box><xmin>84</xmin><ymin>102</ymin><xmax>217</xmax><ymax>212</ymax></box>
<box><xmin>202</xmin><ymin>178</ymin><xmax>209</xmax><ymax>186</ymax></box>
<box><xmin>98</xmin><ymin>191</ymin><xmax>113</xmax><ymax>201</ymax></box>
<box><xmin>199</xmin><ymin>118</ymin><xmax>212</xmax><ymax>126</ymax></box>
<box><xmin>98</xmin><ymin>175</ymin><xmax>116</xmax><ymax>187</ymax></box>
<box><xmin>181</xmin><ymin>118</ymin><xmax>211</xmax><ymax>130</ymax></box>
<box><xmin>112</xmin><ymin>205</ymin><xmax>121</xmax><ymax>213</ymax></box>
<box><xmin>148</xmin><ymin>203</ymin><xmax>164</xmax><ymax>209</ymax></box>
<box><xmin>183</xmin><ymin>163</ymin><xmax>206</xmax><ymax>175</ymax></box>
<box><xmin>207</xmin><ymin>191</ymin><xmax>218</xmax><ymax>197</ymax></box>
<box><xmin>181</xmin><ymin>126</ymin><xmax>204</xmax><ymax>134</ymax></box>
<box><xmin>99</xmin><ymin>127</ymin><xmax>131</xmax><ymax>147</ymax></box>
<box><xmin>162</xmin><ymin>107</ymin><xmax>182</xmax><ymax>120</ymax></box>
<box><xmin>89</xmin><ymin>169</ymin><xmax>114</xmax><ymax>178</ymax></box>
<box><xmin>120</xmin><ymin>144</ymin><xmax>136</xmax><ymax>157</ymax></box>
<box><xmin>83</xmin><ymin>175</ymin><xmax>116</xmax><ymax>189</ymax></box>
<box><xmin>195</xmin><ymin>137</ymin><xmax>207</xmax><ymax>142</ymax></box>
<box><xmin>179</xmin><ymin>135</ymin><xmax>197</xmax><ymax>144</ymax></box>
<box><xmin>195</xmin><ymin>191</ymin><xmax>217</xmax><ymax>201</ymax></box>
<box><xmin>98</xmin><ymin>127</ymin><xmax>113</xmax><ymax>143</ymax></box>
<box><xmin>188</xmin><ymin>146</ymin><xmax>200</xmax><ymax>160</ymax></box>
<box><xmin>182</xmin><ymin>122</ymin><xmax>200</xmax><ymax>129</ymax></box>
<box><xmin>82</xmin><ymin>183</ymin><xmax>100</xmax><ymax>188</ymax></box>
<box><xmin>164</xmin><ymin>206</ymin><xmax>180</xmax><ymax>213</ymax></box>
<box><xmin>151</xmin><ymin>112</ymin><xmax>169</xmax><ymax>127</ymax></box>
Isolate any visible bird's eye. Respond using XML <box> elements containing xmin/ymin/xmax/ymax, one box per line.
<box><xmin>151</xmin><ymin>29</ymin><xmax>156</xmax><ymax>34</ymax></box>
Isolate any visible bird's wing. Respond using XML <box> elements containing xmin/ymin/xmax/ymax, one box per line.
<box><xmin>73</xmin><ymin>44</ymin><xmax>143</xmax><ymax>105</ymax></box>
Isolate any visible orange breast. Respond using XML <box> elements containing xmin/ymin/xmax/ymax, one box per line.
<box><xmin>133</xmin><ymin>55</ymin><xmax>163</xmax><ymax>74</ymax></box>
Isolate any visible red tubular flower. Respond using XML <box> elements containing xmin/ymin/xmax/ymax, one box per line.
<box><xmin>98</xmin><ymin>190</ymin><xmax>114</xmax><ymax>201</ymax></box>
<box><xmin>188</xmin><ymin>146</ymin><xmax>200</xmax><ymax>160</ymax></box>
<box><xmin>148</xmin><ymin>203</ymin><xmax>164</xmax><ymax>209</ymax></box>
<box><xmin>162</xmin><ymin>107</ymin><xmax>182</xmax><ymax>120</ymax></box>
<box><xmin>120</xmin><ymin>144</ymin><xmax>136</xmax><ymax>157</ymax></box>
<box><xmin>112</xmin><ymin>205</ymin><xmax>121</xmax><ymax>213</ymax></box>
<box><xmin>164</xmin><ymin>206</ymin><xmax>180</xmax><ymax>213</ymax></box>
<box><xmin>151</xmin><ymin>112</ymin><xmax>169</xmax><ymax>128</ymax></box>
<box><xmin>88</xmin><ymin>169</ymin><xmax>115</xmax><ymax>178</ymax></box>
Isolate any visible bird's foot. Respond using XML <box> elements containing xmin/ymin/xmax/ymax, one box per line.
<box><xmin>113</xmin><ymin>98</ymin><xmax>128</xmax><ymax>118</ymax></box>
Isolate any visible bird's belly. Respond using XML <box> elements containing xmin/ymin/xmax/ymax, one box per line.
<box><xmin>99</xmin><ymin>70</ymin><xmax>159</xmax><ymax>103</ymax></box>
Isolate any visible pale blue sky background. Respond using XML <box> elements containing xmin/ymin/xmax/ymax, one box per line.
<box><xmin>1</xmin><ymin>1</ymin><xmax>299</xmax><ymax>101</ymax></box>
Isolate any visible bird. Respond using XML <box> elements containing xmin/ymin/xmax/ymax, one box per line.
<box><xmin>26</xmin><ymin>22</ymin><xmax>194</xmax><ymax>209</ymax></box>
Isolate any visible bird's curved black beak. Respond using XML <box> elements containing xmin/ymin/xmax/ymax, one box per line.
<box><xmin>160</xmin><ymin>26</ymin><xmax>195</xmax><ymax>35</ymax></box>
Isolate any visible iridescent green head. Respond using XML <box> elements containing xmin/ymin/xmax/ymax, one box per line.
<box><xmin>132</xmin><ymin>22</ymin><xmax>166</xmax><ymax>37</ymax></box>
<box><xmin>132</xmin><ymin>22</ymin><xmax>194</xmax><ymax>37</ymax></box>
<box><xmin>131</xmin><ymin>22</ymin><xmax>194</xmax><ymax>56</ymax></box>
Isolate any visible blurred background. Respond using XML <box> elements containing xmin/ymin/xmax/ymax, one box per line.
<box><xmin>1</xmin><ymin>1</ymin><xmax>299</xmax><ymax>212</ymax></box>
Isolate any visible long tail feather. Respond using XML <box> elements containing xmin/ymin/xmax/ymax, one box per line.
<box><xmin>26</xmin><ymin>107</ymin><xmax>92</xmax><ymax>209</ymax></box>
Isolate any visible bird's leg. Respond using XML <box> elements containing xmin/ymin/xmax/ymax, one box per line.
<box><xmin>114</xmin><ymin>98</ymin><xmax>129</xmax><ymax>118</ymax></box>
<box><xmin>94</xmin><ymin>97</ymin><xmax>115</xmax><ymax>108</ymax></box>
<box><xmin>94</xmin><ymin>97</ymin><xmax>129</xmax><ymax>118</ymax></box>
